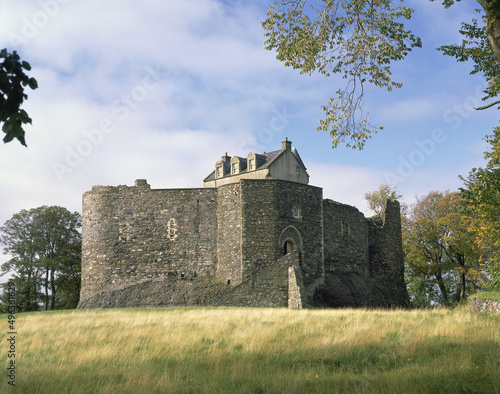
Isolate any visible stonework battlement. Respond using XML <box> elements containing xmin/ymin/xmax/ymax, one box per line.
<box><xmin>78</xmin><ymin>140</ymin><xmax>409</xmax><ymax>309</ymax></box>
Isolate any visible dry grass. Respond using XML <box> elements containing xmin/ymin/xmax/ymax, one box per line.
<box><xmin>1</xmin><ymin>307</ymin><xmax>499</xmax><ymax>393</ymax></box>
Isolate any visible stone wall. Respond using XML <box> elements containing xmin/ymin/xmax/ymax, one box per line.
<box><xmin>323</xmin><ymin>200</ymin><xmax>369</xmax><ymax>277</ymax></box>
<box><xmin>209</xmin><ymin>251</ymin><xmax>303</xmax><ymax>307</ymax></box>
<box><xmin>79</xmin><ymin>178</ymin><xmax>410</xmax><ymax>309</ymax></box>
<box><xmin>288</xmin><ymin>264</ymin><xmax>306</xmax><ymax>308</ymax></box>
<box><xmin>367</xmin><ymin>200</ymin><xmax>410</xmax><ymax>307</ymax></box>
<box><xmin>313</xmin><ymin>199</ymin><xmax>410</xmax><ymax>308</ymax></box>
<box><xmin>216</xmin><ymin>182</ymin><xmax>243</xmax><ymax>285</ymax></box>
<box><xmin>468</xmin><ymin>297</ymin><xmax>500</xmax><ymax>314</ymax></box>
<box><xmin>240</xmin><ymin>180</ymin><xmax>324</xmax><ymax>287</ymax></box>
<box><xmin>80</xmin><ymin>180</ymin><xmax>218</xmax><ymax>304</ymax></box>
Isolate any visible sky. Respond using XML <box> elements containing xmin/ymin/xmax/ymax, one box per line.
<box><xmin>0</xmin><ymin>0</ymin><xmax>498</xmax><ymax>274</ymax></box>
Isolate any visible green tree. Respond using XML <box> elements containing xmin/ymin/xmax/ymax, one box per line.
<box><xmin>404</xmin><ymin>191</ymin><xmax>484</xmax><ymax>306</ymax></box>
<box><xmin>460</xmin><ymin>124</ymin><xmax>500</xmax><ymax>289</ymax></box>
<box><xmin>0</xmin><ymin>209</ymin><xmax>43</xmax><ymax>311</ymax></box>
<box><xmin>0</xmin><ymin>206</ymin><xmax>81</xmax><ymax>310</ymax></box>
<box><xmin>365</xmin><ymin>184</ymin><xmax>403</xmax><ymax>215</ymax></box>
<box><xmin>262</xmin><ymin>1</ymin><xmax>500</xmax><ymax>148</ymax></box>
<box><xmin>0</xmin><ymin>49</ymin><xmax>38</xmax><ymax>146</ymax></box>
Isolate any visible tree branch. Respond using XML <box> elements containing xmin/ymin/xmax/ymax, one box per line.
<box><xmin>474</xmin><ymin>99</ymin><xmax>500</xmax><ymax>110</ymax></box>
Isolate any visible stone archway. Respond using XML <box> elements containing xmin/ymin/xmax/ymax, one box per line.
<box><xmin>279</xmin><ymin>226</ymin><xmax>303</xmax><ymax>256</ymax></box>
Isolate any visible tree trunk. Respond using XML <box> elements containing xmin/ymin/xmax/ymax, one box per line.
<box><xmin>477</xmin><ymin>0</ymin><xmax>500</xmax><ymax>62</ymax></box>
<box><xmin>455</xmin><ymin>253</ymin><xmax>467</xmax><ymax>303</ymax></box>
<box><xmin>44</xmin><ymin>268</ymin><xmax>49</xmax><ymax>311</ymax></box>
<box><xmin>26</xmin><ymin>271</ymin><xmax>32</xmax><ymax>311</ymax></box>
<box><xmin>434</xmin><ymin>269</ymin><xmax>449</xmax><ymax>306</ymax></box>
<box><xmin>50</xmin><ymin>268</ymin><xmax>56</xmax><ymax>310</ymax></box>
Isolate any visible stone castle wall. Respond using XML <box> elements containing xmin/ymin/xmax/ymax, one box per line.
<box><xmin>240</xmin><ymin>180</ymin><xmax>324</xmax><ymax>286</ymax></box>
<box><xmin>216</xmin><ymin>182</ymin><xmax>243</xmax><ymax>285</ymax></box>
<box><xmin>79</xmin><ymin>179</ymin><xmax>410</xmax><ymax>309</ymax></box>
<box><xmin>323</xmin><ymin>200</ymin><xmax>369</xmax><ymax>277</ymax></box>
<box><xmin>80</xmin><ymin>180</ymin><xmax>219</xmax><ymax>303</ymax></box>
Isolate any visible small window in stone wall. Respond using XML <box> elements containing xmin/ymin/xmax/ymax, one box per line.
<box><xmin>293</xmin><ymin>207</ymin><xmax>302</xmax><ymax>219</ymax></box>
<box><xmin>167</xmin><ymin>218</ymin><xmax>178</xmax><ymax>240</ymax></box>
<box><xmin>340</xmin><ymin>221</ymin><xmax>352</xmax><ymax>237</ymax></box>
<box><xmin>296</xmin><ymin>166</ymin><xmax>300</xmax><ymax>175</ymax></box>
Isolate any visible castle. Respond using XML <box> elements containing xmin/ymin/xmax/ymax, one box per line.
<box><xmin>78</xmin><ymin>139</ymin><xmax>410</xmax><ymax>309</ymax></box>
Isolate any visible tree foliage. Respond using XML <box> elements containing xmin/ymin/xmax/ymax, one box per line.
<box><xmin>263</xmin><ymin>0</ymin><xmax>421</xmax><ymax>149</ymax></box>
<box><xmin>0</xmin><ymin>206</ymin><xmax>81</xmax><ymax>311</ymax></box>
<box><xmin>365</xmin><ymin>184</ymin><xmax>403</xmax><ymax>215</ymax></box>
<box><xmin>460</xmin><ymin>124</ymin><xmax>500</xmax><ymax>289</ymax></box>
<box><xmin>403</xmin><ymin>191</ymin><xmax>484</xmax><ymax>306</ymax></box>
<box><xmin>0</xmin><ymin>49</ymin><xmax>38</xmax><ymax>146</ymax></box>
<box><xmin>438</xmin><ymin>8</ymin><xmax>500</xmax><ymax>110</ymax></box>
<box><xmin>263</xmin><ymin>0</ymin><xmax>500</xmax><ymax>148</ymax></box>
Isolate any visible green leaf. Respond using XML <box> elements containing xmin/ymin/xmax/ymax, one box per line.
<box><xmin>28</xmin><ymin>77</ymin><xmax>38</xmax><ymax>90</ymax></box>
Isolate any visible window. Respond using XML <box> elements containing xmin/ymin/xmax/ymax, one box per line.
<box><xmin>167</xmin><ymin>218</ymin><xmax>178</xmax><ymax>240</ymax></box>
<box><xmin>293</xmin><ymin>208</ymin><xmax>301</xmax><ymax>219</ymax></box>
<box><xmin>232</xmin><ymin>163</ymin><xmax>238</xmax><ymax>174</ymax></box>
<box><xmin>216</xmin><ymin>166</ymin><xmax>223</xmax><ymax>178</ymax></box>
<box><xmin>296</xmin><ymin>166</ymin><xmax>300</xmax><ymax>175</ymax></box>
<box><xmin>249</xmin><ymin>159</ymin><xmax>255</xmax><ymax>171</ymax></box>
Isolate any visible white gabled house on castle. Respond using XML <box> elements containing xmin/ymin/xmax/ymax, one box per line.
<box><xmin>203</xmin><ymin>138</ymin><xmax>309</xmax><ymax>187</ymax></box>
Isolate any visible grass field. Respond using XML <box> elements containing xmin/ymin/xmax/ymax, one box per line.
<box><xmin>1</xmin><ymin>306</ymin><xmax>499</xmax><ymax>393</ymax></box>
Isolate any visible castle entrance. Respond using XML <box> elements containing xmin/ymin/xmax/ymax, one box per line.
<box><xmin>284</xmin><ymin>240</ymin><xmax>295</xmax><ymax>255</ymax></box>
<box><xmin>279</xmin><ymin>226</ymin><xmax>303</xmax><ymax>256</ymax></box>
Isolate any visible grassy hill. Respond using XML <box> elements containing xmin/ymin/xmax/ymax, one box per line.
<box><xmin>2</xmin><ymin>307</ymin><xmax>499</xmax><ymax>393</ymax></box>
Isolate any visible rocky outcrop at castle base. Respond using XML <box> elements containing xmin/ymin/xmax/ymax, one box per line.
<box><xmin>313</xmin><ymin>272</ymin><xmax>410</xmax><ymax>308</ymax></box>
<box><xmin>78</xmin><ymin>252</ymin><xmax>309</xmax><ymax>309</ymax></box>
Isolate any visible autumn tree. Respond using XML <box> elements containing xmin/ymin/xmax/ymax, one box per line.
<box><xmin>0</xmin><ymin>49</ymin><xmax>38</xmax><ymax>146</ymax></box>
<box><xmin>262</xmin><ymin>1</ymin><xmax>500</xmax><ymax>148</ymax></box>
<box><xmin>365</xmin><ymin>184</ymin><xmax>403</xmax><ymax>215</ymax></box>
<box><xmin>404</xmin><ymin>191</ymin><xmax>484</xmax><ymax>306</ymax></box>
<box><xmin>0</xmin><ymin>206</ymin><xmax>81</xmax><ymax>311</ymax></box>
<box><xmin>460</xmin><ymin>125</ymin><xmax>500</xmax><ymax>289</ymax></box>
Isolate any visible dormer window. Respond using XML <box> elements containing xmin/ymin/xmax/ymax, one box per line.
<box><xmin>249</xmin><ymin>159</ymin><xmax>255</xmax><ymax>171</ymax></box>
<box><xmin>216</xmin><ymin>167</ymin><xmax>223</xmax><ymax>178</ymax></box>
<box><xmin>232</xmin><ymin>163</ymin><xmax>238</xmax><ymax>174</ymax></box>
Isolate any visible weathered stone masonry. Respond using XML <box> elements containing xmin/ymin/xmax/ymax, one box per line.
<box><xmin>78</xmin><ymin>140</ymin><xmax>410</xmax><ymax>309</ymax></box>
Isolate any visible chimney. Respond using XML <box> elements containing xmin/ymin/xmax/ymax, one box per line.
<box><xmin>221</xmin><ymin>152</ymin><xmax>231</xmax><ymax>162</ymax></box>
<box><xmin>282</xmin><ymin>137</ymin><xmax>292</xmax><ymax>151</ymax></box>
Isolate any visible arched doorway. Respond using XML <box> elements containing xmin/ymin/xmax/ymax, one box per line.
<box><xmin>279</xmin><ymin>226</ymin><xmax>303</xmax><ymax>257</ymax></box>
<box><xmin>284</xmin><ymin>240</ymin><xmax>295</xmax><ymax>255</ymax></box>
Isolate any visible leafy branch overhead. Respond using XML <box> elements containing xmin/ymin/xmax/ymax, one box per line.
<box><xmin>263</xmin><ymin>0</ymin><xmax>500</xmax><ymax>149</ymax></box>
<box><xmin>0</xmin><ymin>49</ymin><xmax>38</xmax><ymax>147</ymax></box>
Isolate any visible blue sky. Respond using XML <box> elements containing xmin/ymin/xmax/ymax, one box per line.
<box><xmin>0</xmin><ymin>0</ymin><xmax>498</xmax><ymax>271</ymax></box>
